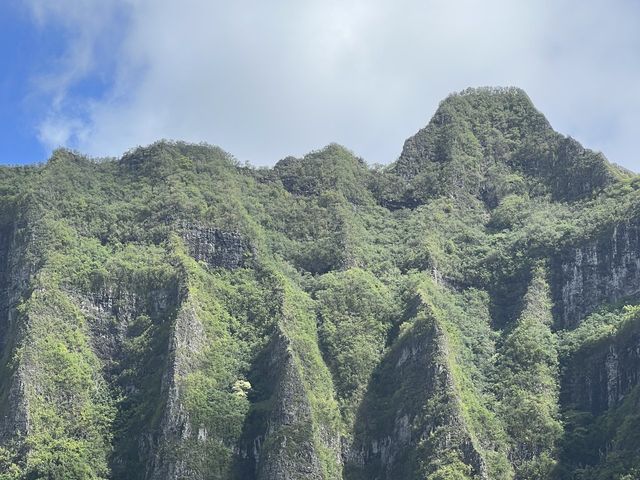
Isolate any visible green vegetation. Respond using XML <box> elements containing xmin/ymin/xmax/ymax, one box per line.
<box><xmin>313</xmin><ymin>268</ymin><xmax>398</xmax><ymax>429</ymax></box>
<box><xmin>494</xmin><ymin>266</ymin><xmax>562</xmax><ymax>478</ymax></box>
<box><xmin>0</xmin><ymin>88</ymin><xmax>639</xmax><ymax>479</ymax></box>
<box><xmin>554</xmin><ymin>306</ymin><xmax>640</xmax><ymax>479</ymax></box>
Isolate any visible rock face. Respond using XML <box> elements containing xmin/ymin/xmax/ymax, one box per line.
<box><xmin>563</xmin><ymin>319</ymin><xmax>640</xmax><ymax>414</ymax></box>
<box><xmin>73</xmin><ymin>269</ymin><xmax>186</xmax><ymax>480</ymax></box>
<box><xmin>254</xmin><ymin>332</ymin><xmax>324</xmax><ymax>480</ymax></box>
<box><xmin>82</xmin><ymin>284</ymin><xmax>180</xmax><ymax>368</ymax></box>
<box><xmin>0</xmin><ymin>222</ymin><xmax>35</xmax><ymax>349</ymax></box>
<box><xmin>0</xmin><ymin>224</ymin><xmax>14</xmax><ymax>357</ymax></box>
<box><xmin>147</xmin><ymin>302</ymin><xmax>206</xmax><ymax>480</ymax></box>
<box><xmin>0</xmin><ymin>222</ymin><xmax>33</xmax><ymax>444</ymax></box>
<box><xmin>181</xmin><ymin>224</ymin><xmax>253</xmax><ymax>269</ymax></box>
<box><xmin>347</xmin><ymin>316</ymin><xmax>488</xmax><ymax>479</ymax></box>
<box><xmin>552</xmin><ymin>217</ymin><xmax>640</xmax><ymax>328</ymax></box>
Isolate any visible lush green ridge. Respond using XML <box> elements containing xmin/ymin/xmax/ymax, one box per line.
<box><xmin>1</xmin><ymin>87</ymin><xmax>640</xmax><ymax>479</ymax></box>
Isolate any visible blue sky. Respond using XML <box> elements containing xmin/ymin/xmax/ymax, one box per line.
<box><xmin>1</xmin><ymin>1</ymin><xmax>640</xmax><ymax>171</ymax></box>
<box><xmin>0</xmin><ymin>2</ymin><xmax>51</xmax><ymax>164</ymax></box>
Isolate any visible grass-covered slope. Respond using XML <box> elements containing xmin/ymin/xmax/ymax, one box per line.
<box><xmin>1</xmin><ymin>87</ymin><xmax>640</xmax><ymax>479</ymax></box>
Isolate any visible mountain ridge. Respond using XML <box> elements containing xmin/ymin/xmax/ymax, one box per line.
<box><xmin>1</xmin><ymin>87</ymin><xmax>640</xmax><ymax>480</ymax></box>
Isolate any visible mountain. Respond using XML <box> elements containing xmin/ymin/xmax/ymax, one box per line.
<box><xmin>1</xmin><ymin>87</ymin><xmax>640</xmax><ymax>480</ymax></box>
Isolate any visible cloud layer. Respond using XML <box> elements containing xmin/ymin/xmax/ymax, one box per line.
<box><xmin>26</xmin><ymin>0</ymin><xmax>640</xmax><ymax>169</ymax></box>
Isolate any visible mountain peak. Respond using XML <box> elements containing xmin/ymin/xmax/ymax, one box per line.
<box><xmin>391</xmin><ymin>86</ymin><xmax>615</xmax><ymax>206</ymax></box>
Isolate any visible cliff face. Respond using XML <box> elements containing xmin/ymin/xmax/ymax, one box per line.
<box><xmin>552</xmin><ymin>217</ymin><xmax>640</xmax><ymax>328</ymax></box>
<box><xmin>252</xmin><ymin>332</ymin><xmax>324</xmax><ymax>480</ymax></box>
<box><xmin>346</xmin><ymin>315</ymin><xmax>488</xmax><ymax>479</ymax></box>
<box><xmin>554</xmin><ymin>311</ymin><xmax>640</xmax><ymax>478</ymax></box>
<box><xmin>1</xmin><ymin>88</ymin><xmax>640</xmax><ymax>479</ymax></box>
<box><xmin>563</xmin><ymin>318</ymin><xmax>640</xmax><ymax>415</ymax></box>
<box><xmin>181</xmin><ymin>224</ymin><xmax>253</xmax><ymax>270</ymax></box>
<box><xmin>0</xmin><ymin>219</ymin><xmax>37</xmax><ymax>446</ymax></box>
<box><xmin>85</xmin><ymin>285</ymin><xmax>184</xmax><ymax>479</ymax></box>
<box><xmin>146</xmin><ymin>302</ymin><xmax>205</xmax><ymax>480</ymax></box>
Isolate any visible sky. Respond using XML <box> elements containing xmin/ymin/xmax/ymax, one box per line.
<box><xmin>0</xmin><ymin>1</ymin><xmax>639</xmax><ymax>170</ymax></box>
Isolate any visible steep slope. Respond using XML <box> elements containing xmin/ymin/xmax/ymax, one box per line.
<box><xmin>551</xmin><ymin>216</ymin><xmax>640</xmax><ymax>328</ymax></box>
<box><xmin>494</xmin><ymin>266</ymin><xmax>561</xmax><ymax>478</ymax></box>
<box><xmin>388</xmin><ymin>87</ymin><xmax>618</xmax><ymax>208</ymax></box>
<box><xmin>1</xmin><ymin>87</ymin><xmax>640</xmax><ymax>480</ymax></box>
<box><xmin>556</xmin><ymin>305</ymin><xmax>640</xmax><ymax>479</ymax></box>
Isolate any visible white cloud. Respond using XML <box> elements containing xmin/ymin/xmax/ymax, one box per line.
<box><xmin>25</xmin><ymin>0</ymin><xmax>640</xmax><ymax>170</ymax></box>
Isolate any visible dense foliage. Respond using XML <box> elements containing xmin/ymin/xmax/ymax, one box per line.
<box><xmin>1</xmin><ymin>87</ymin><xmax>640</xmax><ymax>479</ymax></box>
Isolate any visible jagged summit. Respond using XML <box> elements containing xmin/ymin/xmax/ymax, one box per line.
<box><xmin>394</xmin><ymin>87</ymin><xmax>550</xmax><ymax>176</ymax></box>
<box><xmin>40</xmin><ymin>88</ymin><xmax>627</xmax><ymax>212</ymax></box>
<box><xmin>390</xmin><ymin>86</ymin><xmax>616</xmax><ymax>207</ymax></box>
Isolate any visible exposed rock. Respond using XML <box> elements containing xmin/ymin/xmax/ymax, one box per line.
<box><xmin>347</xmin><ymin>316</ymin><xmax>488</xmax><ymax>479</ymax></box>
<box><xmin>75</xmin><ymin>277</ymin><xmax>186</xmax><ymax>479</ymax></box>
<box><xmin>0</xmin><ymin>222</ymin><xmax>35</xmax><ymax>444</ymax></box>
<box><xmin>562</xmin><ymin>318</ymin><xmax>640</xmax><ymax>414</ymax></box>
<box><xmin>552</xmin><ymin>218</ymin><xmax>640</xmax><ymax>328</ymax></box>
<box><xmin>147</xmin><ymin>302</ymin><xmax>206</xmax><ymax>480</ymax></box>
<box><xmin>0</xmin><ymin>365</ymin><xmax>30</xmax><ymax>444</ymax></box>
<box><xmin>81</xmin><ymin>284</ymin><xmax>180</xmax><ymax>370</ymax></box>
<box><xmin>181</xmin><ymin>224</ymin><xmax>253</xmax><ymax>269</ymax></box>
<box><xmin>79</xmin><ymin>273</ymin><xmax>199</xmax><ymax>480</ymax></box>
<box><xmin>254</xmin><ymin>332</ymin><xmax>324</xmax><ymax>480</ymax></box>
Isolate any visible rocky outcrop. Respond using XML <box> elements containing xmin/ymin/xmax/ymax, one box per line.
<box><xmin>181</xmin><ymin>224</ymin><xmax>253</xmax><ymax>269</ymax></box>
<box><xmin>0</xmin><ymin>224</ymin><xmax>14</xmax><ymax>362</ymax></box>
<box><xmin>0</xmin><ymin>222</ymin><xmax>34</xmax><ymax>444</ymax></box>
<box><xmin>347</xmin><ymin>316</ymin><xmax>488</xmax><ymax>479</ymax></box>
<box><xmin>254</xmin><ymin>332</ymin><xmax>324</xmax><ymax>480</ymax></box>
<box><xmin>81</xmin><ymin>284</ymin><xmax>180</xmax><ymax>369</ymax></box>
<box><xmin>552</xmin><ymin>218</ymin><xmax>640</xmax><ymax>328</ymax></box>
<box><xmin>0</xmin><ymin>222</ymin><xmax>34</xmax><ymax>352</ymax></box>
<box><xmin>147</xmin><ymin>302</ymin><xmax>206</xmax><ymax>480</ymax></box>
<box><xmin>0</xmin><ymin>365</ymin><xmax>30</xmax><ymax>445</ymax></box>
<box><xmin>562</xmin><ymin>318</ymin><xmax>640</xmax><ymax>415</ymax></box>
<box><xmin>237</xmin><ymin>330</ymin><xmax>327</xmax><ymax>480</ymax></box>
<box><xmin>78</xmin><ymin>279</ymin><xmax>186</xmax><ymax>479</ymax></box>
